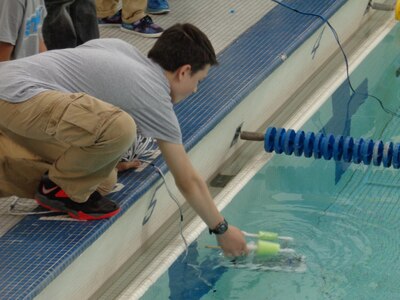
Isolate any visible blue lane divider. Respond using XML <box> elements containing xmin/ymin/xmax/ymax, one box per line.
<box><xmin>264</xmin><ymin>127</ymin><xmax>400</xmax><ymax>169</ymax></box>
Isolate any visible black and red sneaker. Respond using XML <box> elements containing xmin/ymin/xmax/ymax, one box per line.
<box><xmin>35</xmin><ymin>174</ymin><xmax>121</xmax><ymax>220</ymax></box>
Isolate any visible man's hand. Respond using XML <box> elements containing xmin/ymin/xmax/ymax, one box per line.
<box><xmin>216</xmin><ymin>225</ymin><xmax>249</xmax><ymax>257</ymax></box>
<box><xmin>116</xmin><ymin>158</ymin><xmax>141</xmax><ymax>172</ymax></box>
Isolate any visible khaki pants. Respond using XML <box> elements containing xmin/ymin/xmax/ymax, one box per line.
<box><xmin>96</xmin><ymin>0</ymin><xmax>146</xmax><ymax>23</ymax></box>
<box><xmin>0</xmin><ymin>134</ymin><xmax>50</xmax><ymax>198</ymax></box>
<box><xmin>0</xmin><ymin>91</ymin><xmax>136</xmax><ymax>202</ymax></box>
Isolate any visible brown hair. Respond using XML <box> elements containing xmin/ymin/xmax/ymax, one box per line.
<box><xmin>148</xmin><ymin>23</ymin><xmax>218</xmax><ymax>73</ymax></box>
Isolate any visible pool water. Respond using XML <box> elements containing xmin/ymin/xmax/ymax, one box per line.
<box><xmin>142</xmin><ymin>24</ymin><xmax>400</xmax><ymax>300</ymax></box>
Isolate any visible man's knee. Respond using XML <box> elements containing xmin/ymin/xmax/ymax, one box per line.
<box><xmin>109</xmin><ymin>111</ymin><xmax>137</xmax><ymax>152</ymax></box>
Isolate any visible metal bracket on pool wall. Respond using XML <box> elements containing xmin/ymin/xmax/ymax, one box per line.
<box><xmin>362</xmin><ymin>0</ymin><xmax>400</xmax><ymax>19</ymax></box>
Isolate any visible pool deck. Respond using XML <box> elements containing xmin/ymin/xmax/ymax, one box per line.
<box><xmin>0</xmin><ymin>0</ymin><xmax>378</xmax><ymax>299</ymax></box>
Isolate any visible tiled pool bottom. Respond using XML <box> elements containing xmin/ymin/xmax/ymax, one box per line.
<box><xmin>143</xmin><ymin>160</ymin><xmax>400</xmax><ymax>299</ymax></box>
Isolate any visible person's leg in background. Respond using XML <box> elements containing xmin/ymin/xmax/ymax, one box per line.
<box><xmin>146</xmin><ymin>0</ymin><xmax>169</xmax><ymax>15</ymax></box>
<box><xmin>69</xmin><ymin>0</ymin><xmax>100</xmax><ymax>46</ymax></box>
<box><xmin>95</xmin><ymin>0</ymin><xmax>120</xmax><ymax>21</ymax></box>
<box><xmin>97</xmin><ymin>0</ymin><xmax>163</xmax><ymax>38</ymax></box>
<box><xmin>43</xmin><ymin>0</ymin><xmax>99</xmax><ymax>49</ymax></box>
<box><xmin>121</xmin><ymin>0</ymin><xmax>146</xmax><ymax>23</ymax></box>
<box><xmin>43</xmin><ymin>0</ymin><xmax>78</xmax><ymax>49</ymax></box>
<box><xmin>120</xmin><ymin>0</ymin><xmax>163</xmax><ymax>37</ymax></box>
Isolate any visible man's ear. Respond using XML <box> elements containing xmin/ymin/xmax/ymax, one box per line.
<box><xmin>176</xmin><ymin>64</ymin><xmax>192</xmax><ymax>81</ymax></box>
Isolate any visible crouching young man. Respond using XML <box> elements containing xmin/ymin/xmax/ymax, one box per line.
<box><xmin>0</xmin><ymin>23</ymin><xmax>248</xmax><ymax>257</ymax></box>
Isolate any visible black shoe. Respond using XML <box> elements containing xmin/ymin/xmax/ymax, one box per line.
<box><xmin>98</xmin><ymin>9</ymin><xmax>122</xmax><ymax>27</ymax></box>
<box><xmin>35</xmin><ymin>174</ymin><xmax>120</xmax><ymax>220</ymax></box>
<box><xmin>121</xmin><ymin>15</ymin><xmax>163</xmax><ymax>38</ymax></box>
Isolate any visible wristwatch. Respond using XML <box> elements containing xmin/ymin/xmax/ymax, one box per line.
<box><xmin>209</xmin><ymin>218</ymin><xmax>228</xmax><ymax>235</ymax></box>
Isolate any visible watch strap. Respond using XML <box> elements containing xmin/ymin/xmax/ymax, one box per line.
<box><xmin>209</xmin><ymin>218</ymin><xmax>228</xmax><ymax>235</ymax></box>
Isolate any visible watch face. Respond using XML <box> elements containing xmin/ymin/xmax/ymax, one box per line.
<box><xmin>214</xmin><ymin>219</ymin><xmax>228</xmax><ymax>234</ymax></box>
<box><xmin>217</xmin><ymin>223</ymin><xmax>228</xmax><ymax>234</ymax></box>
<box><xmin>209</xmin><ymin>219</ymin><xmax>228</xmax><ymax>235</ymax></box>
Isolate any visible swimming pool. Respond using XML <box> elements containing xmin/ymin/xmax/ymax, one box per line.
<box><xmin>140</xmin><ymin>22</ymin><xmax>400</xmax><ymax>300</ymax></box>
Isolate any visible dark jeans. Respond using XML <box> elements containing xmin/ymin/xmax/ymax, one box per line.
<box><xmin>43</xmin><ymin>0</ymin><xmax>99</xmax><ymax>50</ymax></box>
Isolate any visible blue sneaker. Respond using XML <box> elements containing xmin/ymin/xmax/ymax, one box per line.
<box><xmin>98</xmin><ymin>9</ymin><xmax>122</xmax><ymax>27</ymax></box>
<box><xmin>121</xmin><ymin>15</ymin><xmax>163</xmax><ymax>38</ymax></box>
<box><xmin>147</xmin><ymin>0</ymin><xmax>170</xmax><ymax>15</ymax></box>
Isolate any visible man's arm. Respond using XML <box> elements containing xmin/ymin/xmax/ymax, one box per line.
<box><xmin>0</xmin><ymin>38</ymin><xmax>46</xmax><ymax>62</ymax></box>
<box><xmin>157</xmin><ymin>140</ymin><xmax>248</xmax><ymax>257</ymax></box>
<box><xmin>0</xmin><ymin>42</ymin><xmax>14</xmax><ymax>62</ymax></box>
<box><xmin>39</xmin><ymin>37</ymin><xmax>47</xmax><ymax>53</ymax></box>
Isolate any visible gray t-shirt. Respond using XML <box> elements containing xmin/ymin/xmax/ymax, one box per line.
<box><xmin>0</xmin><ymin>38</ymin><xmax>182</xmax><ymax>144</ymax></box>
<box><xmin>0</xmin><ymin>0</ymin><xmax>46</xmax><ymax>60</ymax></box>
